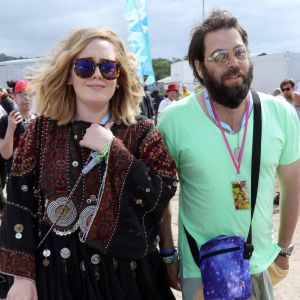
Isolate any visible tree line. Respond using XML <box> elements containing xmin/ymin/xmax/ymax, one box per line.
<box><xmin>0</xmin><ymin>53</ymin><xmax>185</xmax><ymax>81</ymax></box>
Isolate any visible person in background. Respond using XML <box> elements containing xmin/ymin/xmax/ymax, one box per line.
<box><xmin>180</xmin><ymin>84</ymin><xmax>191</xmax><ymax>99</ymax></box>
<box><xmin>151</xmin><ymin>90</ymin><xmax>164</xmax><ymax>124</ymax></box>
<box><xmin>0</xmin><ymin>27</ymin><xmax>177</xmax><ymax>300</ymax></box>
<box><xmin>127</xmin><ymin>53</ymin><xmax>154</xmax><ymax>120</ymax></box>
<box><xmin>292</xmin><ymin>90</ymin><xmax>300</xmax><ymax>120</ymax></box>
<box><xmin>140</xmin><ymin>86</ymin><xmax>154</xmax><ymax>119</ymax></box>
<box><xmin>0</xmin><ymin>88</ymin><xmax>6</xmax><ymax>118</ymax></box>
<box><xmin>0</xmin><ymin>80</ymin><xmax>36</xmax><ymax>160</ymax></box>
<box><xmin>0</xmin><ymin>80</ymin><xmax>36</xmax><ymax>214</ymax></box>
<box><xmin>158</xmin><ymin>83</ymin><xmax>178</xmax><ymax>114</ymax></box>
<box><xmin>280</xmin><ymin>79</ymin><xmax>296</xmax><ymax>104</ymax></box>
<box><xmin>0</xmin><ymin>88</ymin><xmax>7</xmax><ymax>214</ymax></box>
<box><xmin>158</xmin><ymin>9</ymin><xmax>300</xmax><ymax>300</ymax></box>
<box><xmin>272</xmin><ymin>87</ymin><xmax>285</xmax><ymax>100</ymax></box>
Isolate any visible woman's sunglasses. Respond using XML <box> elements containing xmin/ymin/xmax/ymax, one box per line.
<box><xmin>73</xmin><ymin>58</ymin><xmax>120</xmax><ymax>80</ymax></box>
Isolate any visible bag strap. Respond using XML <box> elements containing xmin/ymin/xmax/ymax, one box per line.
<box><xmin>184</xmin><ymin>90</ymin><xmax>262</xmax><ymax>265</ymax></box>
<box><xmin>244</xmin><ymin>90</ymin><xmax>262</xmax><ymax>258</ymax></box>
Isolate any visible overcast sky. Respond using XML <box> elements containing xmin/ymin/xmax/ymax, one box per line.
<box><xmin>1</xmin><ymin>0</ymin><xmax>300</xmax><ymax>60</ymax></box>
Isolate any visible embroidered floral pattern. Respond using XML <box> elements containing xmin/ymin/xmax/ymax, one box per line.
<box><xmin>11</xmin><ymin>118</ymin><xmax>38</xmax><ymax>176</ymax></box>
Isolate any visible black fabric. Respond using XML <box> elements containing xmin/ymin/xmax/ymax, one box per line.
<box><xmin>0</xmin><ymin>274</ymin><xmax>13</xmax><ymax>298</ymax></box>
<box><xmin>0</xmin><ymin>240</ymin><xmax>174</xmax><ymax>300</ymax></box>
<box><xmin>152</xmin><ymin>95</ymin><xmax>163</xmax><ymax>113</ymax></box>
<box><xmin>0</xmin><ymin>116</ymin><xmax>8</xmax><ymax>212</ymax></box>
<box><xmin>184</xmin><ymin>91</ymin><xmax>262</xmax><ymax>266</ymax></box>
<box><xmin>0</xmin><ymin>117</ymin><xmax>177</xmax><ymax>299</ymax></box>
<box><xmin>246</xmin><ymin>90</ymin><xmax>262</xmax><ymax>247</ymax></box>
<box><xmin>140</xmin><ymin>93</ymin><xmax>154</xmax><ymax>119</ymax></box>
<box><xmin>0</xmin><ymin>115</ymin><xmax>12</xmax><ymax>177</ymax></box>
<box><xmin>0</xmin><ymin>115</ymin><xmax>8</xmax><ymax>139</ymax></box>
<box><xmin>34</xmin><ymin>228</ymin><xmax>174</xmax><ymax>300</ymax></box>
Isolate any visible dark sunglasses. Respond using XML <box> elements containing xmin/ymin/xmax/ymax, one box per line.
<box><xmin>281</xmin><ymin>87</ymin><xmax>291</xmax><ymax>92</ymax></box>
<box><xmin>73</xmin><ymin>58</ymin><xmax>120</xmax><ymax>80</ymax></box>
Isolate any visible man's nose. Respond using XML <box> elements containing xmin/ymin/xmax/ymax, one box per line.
<box><xmin>226</xmin><ymin>55</ymin><xmax>240</xmax><ymax>67</ymax></box>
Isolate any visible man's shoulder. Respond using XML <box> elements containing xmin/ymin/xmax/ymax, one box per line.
<box><xmin>255</xmin><ymin>91</ymin><xmax>300</xmax><ymax>126</ymax></box>
<box><xmin>256</xmin><ymin>91</ymin><xmax>294</xmax><ymax>110</ymax></box>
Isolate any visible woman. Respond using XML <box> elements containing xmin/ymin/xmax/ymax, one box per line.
<box><xmin>0</xmin><ymin>28</ymin><xmax>177</xmax><ymax>299</ymax></box>
<box><xmin>0</xmin><ymin>80</ymin><xmax>36</xmax><ymax>159</ymax></box>
<box><xmin>0</xmin><ymin>80</ymin><xmax>36</xmax><ymax>214</ymax></box>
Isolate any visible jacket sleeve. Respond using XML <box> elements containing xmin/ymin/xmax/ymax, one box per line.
<box><xmin>87</xmin><ymin>119</ymin><xmax>178</xmax><ymax>258</ymax></box>
<box><xmin>0</xmin><ymin>118</ymin><xmax>40</xmax><ymax>281</ymax></box>
<box><xmin>110</xmin><ymin>119</ymin><xmax>177</xmax><ymax>211</ymax></box>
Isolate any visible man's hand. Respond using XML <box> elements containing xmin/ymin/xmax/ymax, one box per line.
<box><xmin>274</xmin><ymin>255</ymin><xmax>289</xmax><ymax>270</ymax></box>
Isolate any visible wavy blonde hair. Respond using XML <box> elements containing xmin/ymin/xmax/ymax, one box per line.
<box><xmin>31</xmin><ymin>28</ymin><xmax>142</xmax><ymax>125</ymax></box>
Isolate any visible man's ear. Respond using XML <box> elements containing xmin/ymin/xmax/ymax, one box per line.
<box><xmin>194</xmin><ymin>60</ymin><xmax>203</xmax><ymax>80</ymax></box>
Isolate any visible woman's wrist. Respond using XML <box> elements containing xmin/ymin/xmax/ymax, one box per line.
<box><xmin>96</xmin><ymin>138</ymin><xmax>113</xmax><ymax>162</ymax></box>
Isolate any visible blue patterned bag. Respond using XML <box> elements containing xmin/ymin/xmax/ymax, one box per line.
<box><xmin>199</xmin><ymin>235</ymin><xmax>252</xmax><ymax>300</ymax></box>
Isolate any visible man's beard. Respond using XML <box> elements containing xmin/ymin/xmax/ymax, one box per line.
<box><xmin>201</xmin><ymin>62</ymin><xmax>253</xmax><ymax>109</ymax></box>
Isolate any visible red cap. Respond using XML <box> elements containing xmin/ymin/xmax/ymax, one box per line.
<box><xmin>14</xmin><ymin>80</ymin><xmax>30</xmax><ymax>94</ymax></box>
<box><xmin>167</xmin><ymin>83</ymin><xmax>178</xmax><ymax>93</ymax></box>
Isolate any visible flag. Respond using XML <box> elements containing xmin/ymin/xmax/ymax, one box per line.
<box><xmin>125</xmin><ymin>0</ymin><xmax>155</xmax><ymax>84</ymax></box>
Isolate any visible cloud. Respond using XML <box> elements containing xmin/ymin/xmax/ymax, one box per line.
<box><xmin>0</xmin><ymin>0</ymin><xmax>299</xmax><ymax>60</ymax></box>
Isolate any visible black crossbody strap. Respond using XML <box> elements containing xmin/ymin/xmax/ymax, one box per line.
<box><xmin>246</xmin><ymin>90</ymin><xmax>262</xmax><ymax>247</ymax></box>
<box><xmin>184</xmin><ymin>90</ymin><xmax>262</xmax><ymax>265</ymax></box>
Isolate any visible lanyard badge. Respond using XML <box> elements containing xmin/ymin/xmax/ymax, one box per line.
<box><xmin>209</xmin><ymin>95</ymin><xmax>251</xmax><ymax>210</ymax></box>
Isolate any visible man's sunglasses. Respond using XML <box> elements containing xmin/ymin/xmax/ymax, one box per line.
<box><xmin>281</xmin><ymin>87</ymin><xmax>291</xmax><ymax>92</ymax></box>
<box><xmin>204</xmin><ymin>46</ymin><xmax>250</xmax><ymax>65</ymax></box>
<box><xmin>73</xmin><ymin>58</ymin><xmax>120</xmax><ymax>80</ymax></box>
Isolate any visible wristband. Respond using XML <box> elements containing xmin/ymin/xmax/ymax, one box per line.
<box><xmin>96</xmin><ymin>140</ymin><xmax>112</xmax><ymax>162</ymax></box>
<box><xmin>160</xmin><ymin>246</ymin><xmax>177</xmax><ymax>257</ymax></box>
<box><xmin>162</xmin><ymin>251</ymin><xmax>179</xmax><ymax>264</ymax></box>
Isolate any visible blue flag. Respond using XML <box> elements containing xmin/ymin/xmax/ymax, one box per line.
<box><xmin>125</xmin><ymin>0</ymin><xmax>155</xmax><ymax>84</ymax></box>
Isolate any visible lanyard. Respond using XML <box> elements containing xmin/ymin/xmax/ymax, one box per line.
<box><xmin>99</xmin><ymin>112</ymin><xmax>110</xmax><ymax>125</ymax></box>
<box><xmin>209</xmin><ymin>95</ymin><xmax>250</xmax><ymax>174</ymax></box>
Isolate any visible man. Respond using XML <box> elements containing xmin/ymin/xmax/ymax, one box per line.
<box><xmin>292</xmin><ymin>90</ymin><xmax>300</xmax><ymax>120</ymax></box>
<box><xmin>151</xmin><ymin>89</ymin><xmax>164</xmax><ymax>123</ymax></box>
<box><xmin>280</xmin><ymin>79</ymin><xmax>296</xmax><ymax>103</ymax></box>
<box><xmin>180</xmin><ymin>84</ymin><xmax>191</xmax><ymax>99</ymax></box>
<box><xmin>158</xmin><ymin>9</ymin><xmax>300</xmax><ymax>300</ymax></box>
<box><xmin>158</xmin><ymin>83</ymin><xmax>178</xmax><ymax>113</ymax></box>
<box><xmin>140</xmin><ymin>86</ymin><xmax>154</xmax><ymax>119</ymax></box>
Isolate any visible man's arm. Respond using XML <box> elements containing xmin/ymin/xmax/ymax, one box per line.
<box><xmin>276</xmin><ymin>159</ymin><xmax>300</xmax><ymax>268</ymax></box>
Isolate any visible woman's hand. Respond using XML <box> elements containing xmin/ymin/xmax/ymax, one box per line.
<box><xmin>7</xmin><ymin>110</ymin><xmax>23</xmax><ymax>133</ymax></box>
<box><xmin>7</xmin><ymin>277</ymin><xmax>38</xmax><ymax>300</ymax></box>
<box><xmin>79</xmin><ymin>121</ymin><xmax>114</xmax><ymax>152</ymax></box>
<box><xmin>165</xmin><ymin>260</ymin><xmax>181</xmax><ymax>291</ymax></box>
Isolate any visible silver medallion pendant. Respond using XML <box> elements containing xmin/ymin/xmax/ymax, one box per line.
<box><xmin>79</xmin><ymin>205</ymin><xmax>96</xmax><ymax>234</ymax></box>
<box><xmin>46</xmin><ymin>197</ymin><xmax>77</xmax><ymax>228</ymax></box>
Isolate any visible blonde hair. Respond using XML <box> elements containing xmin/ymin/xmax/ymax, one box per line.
<box><xmin>31</xmin><ymin>28</ymin><xmax>142</xmax><ymax>125</ymax></box>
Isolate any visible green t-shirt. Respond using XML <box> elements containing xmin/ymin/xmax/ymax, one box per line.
<box><xmin>158</xmin><ymin>92</ymin><xmax>300</xmax><ymax>278</ymax></box>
